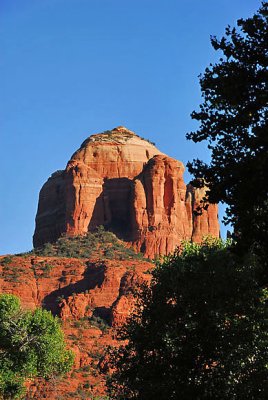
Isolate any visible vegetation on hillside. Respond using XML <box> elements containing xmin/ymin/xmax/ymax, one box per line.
<box><xmin>0</xmin><ymin>294</ymin><xmax>74</xmax><ymax>399</ymax></box>
<box><xmin>32</xmin><ymin>226</ymin><xmax>145</xmax><ymax>261</ymax></box>
<box><xmin>86</xmin><ymin>128</ymin><xmax>156</xmax><ymax>146</ymax></box>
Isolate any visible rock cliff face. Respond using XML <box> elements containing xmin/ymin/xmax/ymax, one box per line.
<box><xmin>0</xmin><ymin>254</ymin><xmax>151</xmax><ymax>399</ymax></box>
<box><xmin>34</xmin><ymin>126</ymin><xmax>220</xmax><ymax>257</ymax></box>
<box><xmin>0</xmin><ymin>255</ymin><xmax>150</xmax><ymax>327</ymax></box>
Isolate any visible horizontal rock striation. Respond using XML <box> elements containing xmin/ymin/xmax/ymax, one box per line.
<box><xmin>34</xmin><ymin>126</ymin><xmax>220</xmax><ymax>257</ymax></box>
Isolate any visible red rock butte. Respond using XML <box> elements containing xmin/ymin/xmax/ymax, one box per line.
<box><xmin>33</xmin><ymin>126</ymin><xmax>220</xmax><ymax>258</ymax></box>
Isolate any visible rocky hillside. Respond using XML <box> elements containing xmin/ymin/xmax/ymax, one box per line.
<box><xmin>0</xmin><ymin>231</ymin><xmax>152</xmax><ymax>399</ymax></box>
<box><xmin>33</xmin><ymin>126</ymin><xmax>220</xmax><ymax>258</ymax></box>
<box><xmin>0</xmin><ymin>127</ymin><xmax>221</xmax><ymax>398</ymax></box>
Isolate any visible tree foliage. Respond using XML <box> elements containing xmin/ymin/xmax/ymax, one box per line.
<box><xmin>107</xmin><ymin>4</ymin><xmax>268</xmax><ymax>399</ymax></box>
<box><xmin>0</xmin><ymin>294</ymin><xmax>74</xmax><ymax>399</ymax></box>
<box><xmin>107</xmin><ymin>239</ymin><xmax>268</xmax><ymax>399</ymax></box>
<box><xmin>186</xmin><ymin>2</ymin><xmax>268</xmax><ymax>257</ymax></box>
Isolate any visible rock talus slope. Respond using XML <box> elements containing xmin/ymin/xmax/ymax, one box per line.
<box><xmin>34</xmin><ymin>126</ymin><xmax>220</xmax><ymax>257</ymax></box>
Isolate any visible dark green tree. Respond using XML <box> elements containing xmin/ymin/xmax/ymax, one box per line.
<box><xmin>107</xmin><ymin>6</ymin><xmax>268</xmax><ymax>398</ymax></box>
<box><xmin>186</xmin><ymin>2</ymin><xmax>268</xmax><ymax>258</ymax></box>
<box><xmin>0</xmin><ymin>294</ymin><xmax>74</xmax><ymax>399</ymax></box>
<box><xmin>107</xmin><ymin>239</ymin><xmax>268</xmax><ymax>400</ymax></box>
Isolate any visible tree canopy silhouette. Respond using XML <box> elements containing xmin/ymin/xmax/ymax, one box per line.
<box><xmin>107</xmin><ymin>4</ymin><xmax>268</xmax><ymax>399</ymax></box>
<box><xmin>187</xmin><ymin>2</ymin><xmax>268</xmax><ymax>259</ymax></box>
<box><xmin>107</xmin><ymin>240</ymin><xmax>268</xmax><ymax>400</ymax></box>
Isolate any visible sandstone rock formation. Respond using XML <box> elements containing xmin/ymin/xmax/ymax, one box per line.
<box><xmin>0</xmin><ymin>255</ymin><xmax>150</xmax><ymax>327</ymax></box>
<box><xmin>34</xmin><ymin>126</ymin><xmax>220</xmax><ymax>257</ymax></box>
<box><xmin>0</xmin><ymin>254</ymin><xmax>151</xmax><ymax>399</ymax></box>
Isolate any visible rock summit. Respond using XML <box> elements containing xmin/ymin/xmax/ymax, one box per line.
<box><xmin>34</xmin><ymin>126</ymin><xmax>220</xmax><ymax>257</ymax></box>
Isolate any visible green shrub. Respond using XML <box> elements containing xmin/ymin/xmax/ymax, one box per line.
<box><xmin>0</xmin><ymin>294</ymin><xmax>74</xmax><ymax>399</ymax></box>
<box><xmin>0</xmin><ymin>256</ymin><xmax>13</xmax><ymax>265</ymax></box>
<box><xmin>1</xmin><ymin>264</ymin><xmax>22</xmax><ymax>283</ymax></box>
<box><xmin>56</xmin><ymin>295</ymin><xmax>65</xmax><ymax>303</ymax></box>
<box><xmin>34</xmin><ymin>226</ymin><xmax>146</xmax><ymax>261</ymax></box>
<box><xmin>89</xmin><ymin>315</ymin><xmax>109</xmax><ymax>332</ymax></box>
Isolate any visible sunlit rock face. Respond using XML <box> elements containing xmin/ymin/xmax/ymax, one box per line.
<box><xmin>33</xmin><ymin>126</ymin><xmax>220</xmax><ymax>257</ymax></box>
<box><xmin>0</xmin><ymin>254</ymin><xmax>152</xmax><ymax>399</ymax></box>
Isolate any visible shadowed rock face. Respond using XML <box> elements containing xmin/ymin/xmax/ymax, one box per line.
<box><xmin>33</xmin><ymin>126</ymin><xmax>220</xmax><ymax>257</ymax></box>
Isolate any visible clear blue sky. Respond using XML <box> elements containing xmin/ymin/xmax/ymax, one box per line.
<box><xmin>0</xmin><ymin>0</ymin><xmax>261</xmax><ymax>254</ymax></box>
